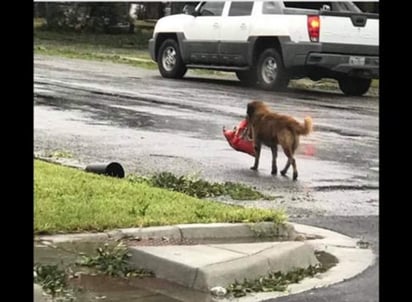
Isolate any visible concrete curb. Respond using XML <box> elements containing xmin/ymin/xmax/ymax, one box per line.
<box><xmin>34</xmin><ymin>222</ymin><xmax>375</xmax><ymax>301</ymax></box>
<box><xmin>35</xmin><ymin>222</ymin><xmax>296</xmax><ymax>243</ymax></box>
<box><xmin>34</xmin><ymin>154</ymin><xmax>86</xmax><ymax>170</ymax></box>
<box><xmin>220</xmin><ymin>223</ymin><xmax>375</xmax><ymax>302</ymax></box>
<box><xmin>128</xmin><ymin>241</ymin><xmax>318</xmax><ymax>291</ymax></box>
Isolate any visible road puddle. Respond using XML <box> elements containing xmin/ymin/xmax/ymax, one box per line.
<box><xmin>34</xmin><ymin>241</ymin><xmax>216</xmax><ymax>301</ymax></box>
<box><xmin>67</xmin><ymin>274</ymin><xmax>212</xmax><ymax>302</ymax></box>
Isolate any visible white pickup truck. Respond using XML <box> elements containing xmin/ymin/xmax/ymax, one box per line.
<box><xmin>148</xmin><ymin>1</ymin><xmax>379</xmax><ymax>96</ymax></box>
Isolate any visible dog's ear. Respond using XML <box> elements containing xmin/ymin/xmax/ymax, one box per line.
<box><xmin>247</xmin><ymin>102</ymin><xmax>255</xmax><ymax>118</ymax></box>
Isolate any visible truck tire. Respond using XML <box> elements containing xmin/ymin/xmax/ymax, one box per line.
<box><xmin>157</xmin><ymin>39</ymin><xmax>187</xmax><ymax>79</ymax></box>
<box><xmin>338</xmin><ymin>77</ymin><xmax>371</xmax><ymax>96</ymax></box>
<box><xmin>256</xmin><ymin>48</ymin><xmax>289</xmax><ymax>91</ymax></box>
<box><xmin>235</xmin><ymin>70</ymin><xmax>257</xmax><ymax>86</ymax></box>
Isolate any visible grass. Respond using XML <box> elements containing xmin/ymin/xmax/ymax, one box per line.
<box><xmin>226</xmin><ymin>250</ymin><xmax>337</xmax><ymax>298</ymax></box>
<box><xmin>226</xmin><ymin>264</ymin><xmax>326</xmax><ymax>298</ymax></box>
<box><xmin>127</xmin><ymin>172</ymin><xmax>274</xmax><ymax>200</ymax></box>
<box><xmin>34</xmin><ymin>29</ymin><xmax>157</xmax><ymax>69</ymax></box>
<box><xmin>371</xmin><ymin>79</ymin><xmax>379</xmax><ymax>88</ymax></box>
<box><xmin>34</xmin><ymin>16</ymin><xmax>156</xmax><ymax>68</ymax></box>
<box><xmin>44</xmin><ymin>150</ymin><xmax>74</xmax><ymax>159</ymax></box>
<box><xmin>35</xmin><ymin>242</ymin><xmax>154</xmax><ymax>300</ymax></box>
<box><xmin>34</xmin><ymin>160</ymin><xmax>286</xmax><ymax>234</ymax></box>
<box><xmin>290</xmin><ymin>77</ymin><xmax>379</xmax><ymax>92</ymax></box>
<box><xmin>34</xmin><ymin>263</ymin><xmax>69</xmax><ymax>296</ymax></box>
<box><xmin>76</xmin><ymin>242</ymin><xmax>154</xmax><ymax>278</ymax></box>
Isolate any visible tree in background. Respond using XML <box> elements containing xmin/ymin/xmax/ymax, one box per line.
<box><xmin>35</xmin><ymin>2</ymin><xmax>166</xmax><ymax>34</ymax></box>
<box><xmin>35</xmin><ymin>1</ymin><xmax>378</xmax><ymax>32</ymax></box>
<box><xmin>169</xmin><ymin>2</ymin><xmax>199</xmax><ymax>15</ymax></box>
<box><xmin>87</xmin><ymin>2</ymin><xmax>131</xmax><ymax>33</ymax></box>
<box><xmin>133</xmin><ymin>2</ymin><xmax>165</xmax><ymax>20</ymax></box>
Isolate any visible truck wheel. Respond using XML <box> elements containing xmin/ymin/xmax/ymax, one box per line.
<box><xmin>157</xmin><ymin>39</ymin><xmax>187</xmax><ymax>78</ymax></box>
<box><xmin>338</xmin><ymin>77</ymin><xmax>371</xmax><ymax>96</ymax></box>
<box><xmin>256</xmin><ymin>48</ymin><xmax>289</xmax><ymax>91</ymax></box>
<box><xmin>235</xmin><ymin>70</ymin><xmax>257</xmax><ymax>86</ymax></box>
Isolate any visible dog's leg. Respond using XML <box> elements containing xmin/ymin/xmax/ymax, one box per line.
<box><xmin>280</xmin><ymin>147</ymin><xmax>292</xmax><ymax>177</ymax></box>
<box><xmin>280</xmin><ymin>150</ymin><xmax>298</xmax><ymax>180</ymax></box>
<box><xmin>280</xmin><ymin>158</ymin><xmax>290</xmax><ymax>177</ymax></box>
<box><xmin>271</xmin><ymin>145</ymin><xmax>278</xmax><ymax>175</ymax></box>
<box><xmin>291</xmin><ymin>157</ymin><xmax>298</xmax><ymax>181</ymax></box>
<box><xmin>251</xmin><ymin>140</ymin><xmax>261</xmax><ymax>171</ymax></box>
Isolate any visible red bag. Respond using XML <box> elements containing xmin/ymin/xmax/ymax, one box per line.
<box><xmin>223</xmin><ymin>119</ymin><xmax>255</xmax><ymax>157</ymax></box>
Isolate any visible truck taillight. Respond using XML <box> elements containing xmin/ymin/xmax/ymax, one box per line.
<box><xmin>308</xmin><ymin>15</ymin><xmax>320</xmax><ymax>42</ymax></box>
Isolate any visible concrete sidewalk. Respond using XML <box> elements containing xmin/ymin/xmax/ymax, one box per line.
<box><xmin>35</xmin><ymin>222</ymin><xmax>375</xmax><ymax>302</ymax></box>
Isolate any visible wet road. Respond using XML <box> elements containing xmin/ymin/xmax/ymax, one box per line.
<box><xmin>34</xmin><ymin>55</ymin><xmax>379</xmax><ymax>218</ymax></box>
<box><xmin>269</xmin><ymin>215</ymin><xmax>379</xmax><ymax>302</ymax></box>
<box><xmin>34</xmin><ymin>55</ymin><xmax>379</xmax><ymax>302</ymax></box>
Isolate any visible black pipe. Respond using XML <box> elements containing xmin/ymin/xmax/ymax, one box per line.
<box><xmin>85</xmin><ymin>162</ymin><xmax>125</xmax><ymax>178</ymax></box>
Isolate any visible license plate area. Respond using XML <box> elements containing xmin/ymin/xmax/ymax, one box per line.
<box><xmin>349</xmin><ymin>56</ymin><xmax>365</xmax><ymax>65</ymax></box>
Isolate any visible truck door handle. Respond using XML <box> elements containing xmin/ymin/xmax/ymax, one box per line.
<box><xmin>240</xmin><ymin>23</ymin><xmax>247</xmax><ymax>30</ymax></box>
<box><xmin>213</xmin><ymin>22</ymin><xmax>219</xmax><ymax>28</ymax></box>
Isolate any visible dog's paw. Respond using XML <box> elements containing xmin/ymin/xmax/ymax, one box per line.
<box><xmin>293</xmin><ymin>172</ymin><xmax>298</xmax><ymax>181</ymax></box>
<box><xmin>271</xmin><ymin>169</ymin><xmax>277</xmax><ymax>175</ymax></box>
<box><xmin>250</xmin><ymin>166</ymin><xmax>258</xmax><ymax>171</ymax></box>
<box><xmin>280</xmin><ymin>170</ymin><xmax>287</xmax><ymax>177</ymax></box>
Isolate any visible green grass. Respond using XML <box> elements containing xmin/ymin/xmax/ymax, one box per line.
<box><xmin>33</xmin><ymin>29</ymin><xmax>232</xmax><ymax>75</ymax></box>
<box><xmin>34</xmin><ymin>28</ymin><xmax>157</xmax><ymax>69</ymax></box>
<box><xmin>226</xmin><ymin>264</ymin><xmax>327</xmax><ymax>298</ymax></box>
<box><xmin>128</xmin><ymin>172</ymin><xmax>274</xmax><ymax>200</ymax></box>
<box><xmin>34</xmin><ymin>160</ymin><xmax>286</xmax><ymax>234</ymax></box>
<box><xmin>371</xmin><ymin>79</ymin><xmax>379</xmax><ymax>88</ymax></box>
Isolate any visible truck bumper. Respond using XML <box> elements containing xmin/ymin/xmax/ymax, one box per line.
<box><xmin>281</xmin><ymin>42</ymin><xmax>379</xmax><ymax>79</ymax></box>
<box><xmin>148</xmin><ymin>38</ymin><xmax>156</xmax><ymax>61</ymax></box>
<box><xmin>306</xmin><ymin>53</ymin><xmax>379</xmax><ymax>78</ymax></box>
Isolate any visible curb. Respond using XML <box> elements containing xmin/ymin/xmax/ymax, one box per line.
<box><xmin>128</xmin><ymin>241</ymin><xmax>318</xmax><ymax>292</ymax></box>
<box><xmin>35</xmin><ymin>222</ymin><xmax>296</xmax><ymax>243</ymax></box>
<box><xmin>34</xmin><ymin>222</ymin><xmax>375</xmax><ymax>301</ymax></box>
<box><xmin>225</xmin><ymin>223</ymin><xmax>375</xmax><ymax>302</ymax></box>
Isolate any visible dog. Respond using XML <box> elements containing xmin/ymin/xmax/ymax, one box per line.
<box><xmin>246</xmin><ymin>101</ymin><xmax>313</xmax><ymax>180</ymax></box>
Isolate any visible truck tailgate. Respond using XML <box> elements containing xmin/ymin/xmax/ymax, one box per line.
<box><xmin>319</xmin><ymin>12</ymin><xmax>379</xmax><ymax>46</ymax></box>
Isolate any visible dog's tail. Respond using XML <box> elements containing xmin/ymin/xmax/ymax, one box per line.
<box><xmin>293</xmin><ymin>116</ymin><xmax>313</xmax><ymax>135</ymax></box>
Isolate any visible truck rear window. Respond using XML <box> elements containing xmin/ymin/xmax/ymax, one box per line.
<box><xmin>262</xmin><ymin>1</ymin><xmax>368</xmax><ymax>15</ymax></box>
<box><xmin>281</xmin><ymin>2</ymin><xmax>362</xmax><ymax>13</ymax></box>
<box><xmin>284</xmin><ymin>2</ymin><xmax>333</xmax><ymax>10</ymax></box>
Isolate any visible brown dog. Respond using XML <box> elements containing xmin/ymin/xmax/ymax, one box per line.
<box><xmin>246</xmin><ymin>101</ymin><xmax>313</xmax><ymax>180</ymax></box>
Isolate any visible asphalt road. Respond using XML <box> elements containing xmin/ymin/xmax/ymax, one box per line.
<box><xmin>34</xmin><ymin>55</ymin><xmax>379</xmax><ymax>301</ymax></box>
